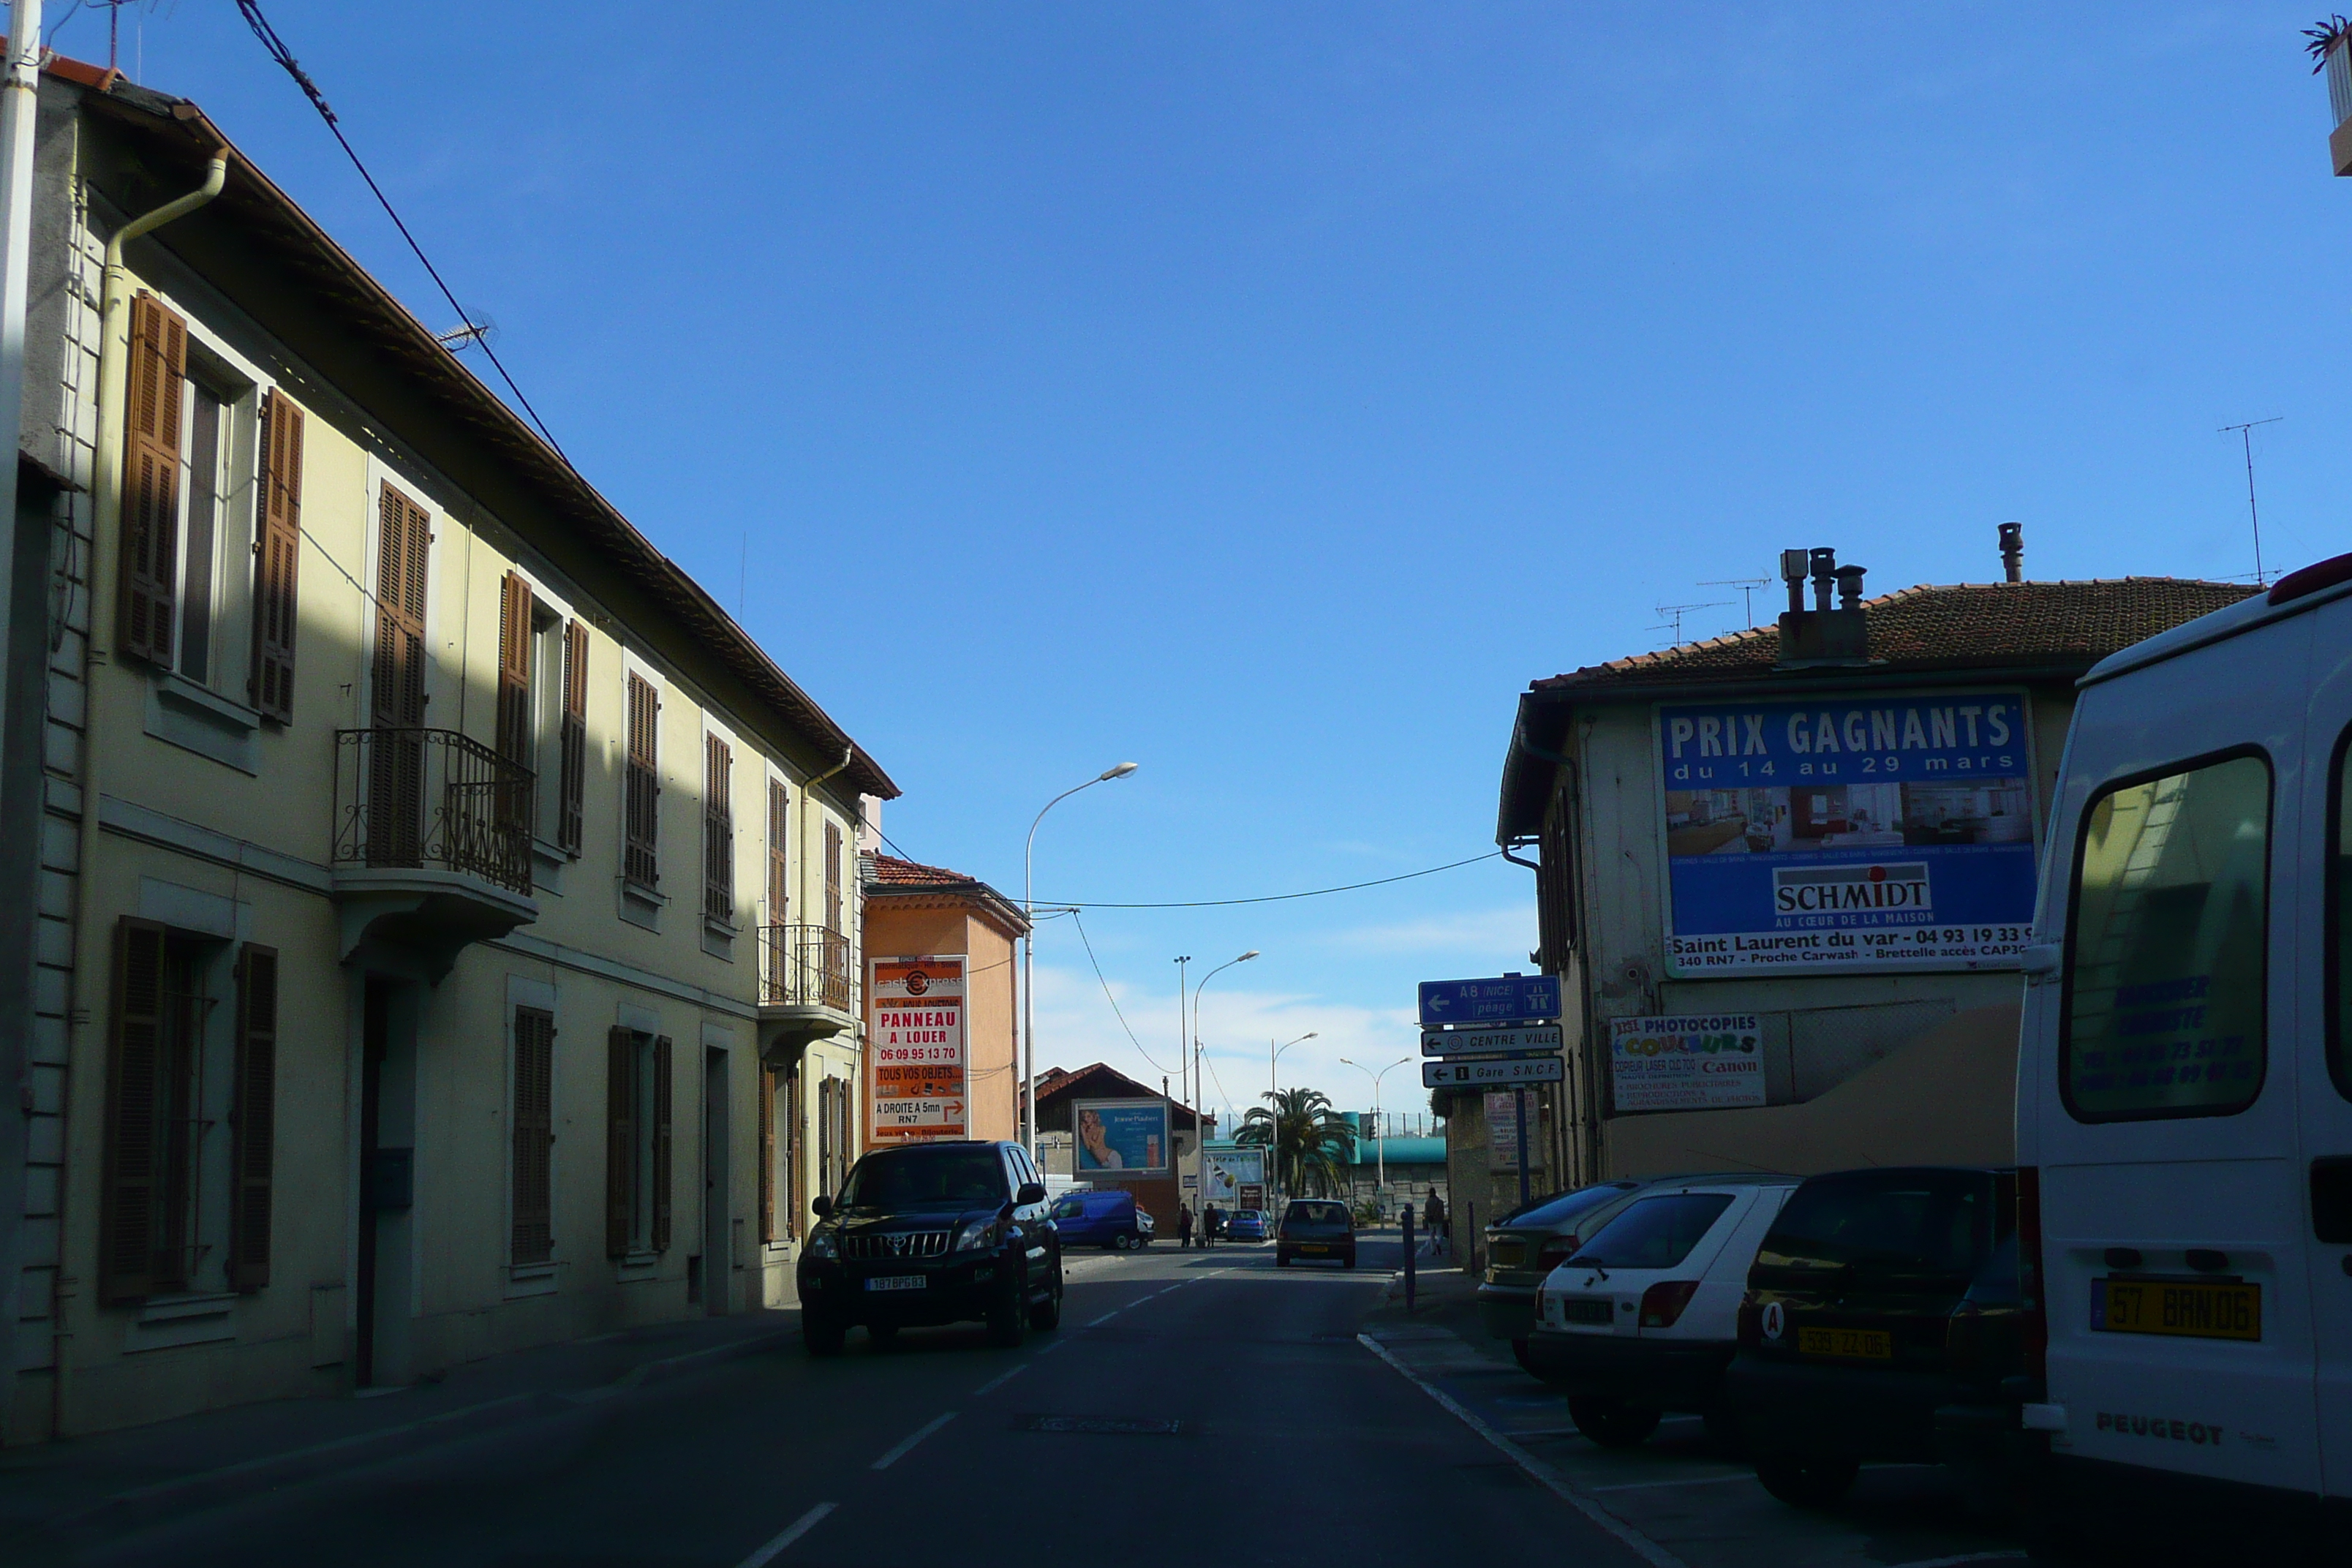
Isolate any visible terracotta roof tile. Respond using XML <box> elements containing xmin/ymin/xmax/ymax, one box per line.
<box><xmin>870</xmin><ymin>854</ymin><xmax>986</xmax><ymax>889</ymax></box>
<box><xmin>1531</xmin><ymin>578</ymin><xmax>2258</xmax><ymax>693</ymax></box>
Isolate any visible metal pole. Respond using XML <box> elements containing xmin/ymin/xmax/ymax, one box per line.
<box><xmin>1020</xmin><ymin>767</ymin><xmax>1134</xmax><ymax>1157</ymax></box>
<box><xmin>1514</xmin><ymin>1087</ymin><xmax>1531</xmax><ymax>1209</ymax></box>
<box><xmin>1402</xmin><ymin>1206</ymin><xmax>1415</xmax><ymax>1311</ymax></box>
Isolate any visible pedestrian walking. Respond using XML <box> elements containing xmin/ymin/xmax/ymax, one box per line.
<box><xmin>1202</xmin><ymin>1202</ymin><xmax>1218</xmax><ymax>1248</ymax></box>
<box><xmin>1177</xmin><ymin>1204</ymin><xmax>1194</xmax><ymax>1249</ymax></box>
<box><xmin>1425</xmin><ymin>1191</ymin><xmax>1447</xmax><ymax>1252</ymax></box>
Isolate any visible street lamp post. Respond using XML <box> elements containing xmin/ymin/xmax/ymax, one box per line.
<box><xmin>1338</xmin><ymin>1055</ymin><xmax>1414</xmax><ymax>1210</ymax></box>
<box><xmin>1188</xmin><ymin>950</ymin><xmax>1256</xmax><ymax>1224</ymax></box>
<box><xmin>1267</xmin><ymin>1030</ymin><xmax>1317</xmax><ymax>1214</ymax></box>
<box><xmin>1022</xmin><ymin>762</ymin><xmax>1138</xmax><ymax>1156</ymax></box>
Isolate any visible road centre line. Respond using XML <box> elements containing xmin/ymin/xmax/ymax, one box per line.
<box><xmin>972</xmin><ymin>1362</ymin><xmax>1030</xmax><ymax>1396</ymax></box>
<box><xmin>1587</xmin><ymin>1471</ymin><xmax>1756</xmax><ymax>1493</ymax></box>
<box><xmin>1084</xmin><ymin>1309</ymin><xmax>1122</xmax><ymax>1327</ymax></box>
<box><xmin>870</xmin><ymin>1412</ymin><xmax>957</xmax><ymax>1471</ymax></box>
<box><xmin>734</xmin><ymin>1502</ymin><xmax>836</xmax><ymax>1568</ymax></box>
<box><xmin>1356</xmin><ymin>1334</ymin><xmax>1689</xmax><ymax>1568</ymax></box>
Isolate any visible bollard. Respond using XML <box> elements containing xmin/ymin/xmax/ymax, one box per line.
<box><xmin>1402</xmin><ymin>1207</ymin><xmax>1415</xmax><ymax>1311</ymax></box>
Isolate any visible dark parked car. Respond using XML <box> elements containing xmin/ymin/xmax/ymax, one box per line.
<box><xmin>1726</xmin><ymin>1166</ymin><xmax>2023</xmax><ymax>1508</ymax></box>
<box><xmin>1049</xmin><ymin>1188</ymin><xmax>1154</xmax><ymax>1250</ymax></box>
<box><xmin>1480</xmin><ymin>1182</ymin><xmax>1643</xmax><ymax>1352</ymax></box>
<box><xmin>1275</xmin><ymin>1199</ymin><xmax>1355</xmax><ymax>1267</ymax></box>
<box><xmin>797</xmin><ymin>1139</ymin><xmax>1063</xmax><ymax>1354</ymax></box>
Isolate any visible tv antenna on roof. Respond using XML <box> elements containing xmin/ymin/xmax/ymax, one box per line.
<box><xmin>1700</xmin><ymin>578</ymin><xmax>1771</xmax><ymax>627</ymax></box>
<box><xmin>436</xmin><ymin>311</ymin><xmax>499</xmax><ymax>353</ymax></box>
<box><xmin>1651</xmin><ymin>600</ymin><xmax>1731</xmax><ymax>647</ymax></box>
<box><xmin>2219</xmin><ymin>416</ymin><xmax>2283</xmax><ymax>585</ymax></box>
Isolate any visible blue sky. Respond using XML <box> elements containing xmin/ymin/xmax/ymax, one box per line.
<box><xmin>69</xmin><ymin>2</ymin><xmax>2352</xmax><ymax>1126</ymax></box>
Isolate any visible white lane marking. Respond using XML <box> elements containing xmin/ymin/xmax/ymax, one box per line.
<box><xmin>1586</xmin><ymin>1471</ymin><xmax>1756</xmax><ymax>1493</ymax></box>
<box><xmin>1084</xmin><ymin>1309</ymin><xmax>1122</xmax><ymax>1327</ymax></box>
<box><xmin>1356</xmin><ymin>1334</ymin><xmax>1689</xmax><ymax>1568</ymax></box>
<box><xmin>870</xmin><ymin>1411</ymin><xmax>957</xmax><ymax>1471</ymax></box>
<box><xmin>734</xmin><ymin>1502</ymin><xmax>837</xmax><ymax>1568</ymax></box>
<box><xmin>973</xmin><ymin>1361</ymin><xmax>1030</xmax><ymax>1396</ymax></box>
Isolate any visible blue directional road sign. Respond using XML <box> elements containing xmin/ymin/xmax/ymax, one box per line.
<box><xmin>1417</xmin><ymin>973</ymin><xmax>1561</xmax><ymax>1028</ymax></box>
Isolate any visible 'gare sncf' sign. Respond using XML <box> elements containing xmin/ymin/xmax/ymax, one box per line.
<box><xmin>1655</xmin><ymin>694</ymin><xmax>2038</xmax><ymax>976</ymax></box>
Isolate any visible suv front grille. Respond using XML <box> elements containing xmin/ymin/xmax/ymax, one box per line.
<box><xmin>842</xmin><ymin>1229</ymin><xmax>951</xmax><ymax>1261</ymax></box>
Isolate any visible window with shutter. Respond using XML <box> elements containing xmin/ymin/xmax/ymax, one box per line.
<box><xmin>512</xmin><ymin>1008</ymin><xmax>554</xmax><ymax>1266</ymax></box>
<box><xmin>784</xmin><ymin>1066</ymin><xmax>802</xmax><ymax>1239</ymax></box>
<box><xmin>823</xmin><ymin>821</ymin><xmax>843</xmax><ymax>935</ymax></box>
<box><xmin>558</xmin><ymin>621</ymin><xmax>587</xmax><ymax>853</ymax></box>
<box><xmin>229</xmin><ymin>944</ymin><xmax>279</xmax><ymax>1292</ymax></box>
<box><xmin>651</xmin><ymin>1035</ymin><xmax>674</xmax><ymax>1253</ymax></box>
<box><xmin>606</xmin><ymin>1025</ymin><xmax>634</xmax><ymax>1258</ymax></box>
<box><xmin>704</xmin><ymin>735</ymin><xmax>734</xmax><ymax>925</ymax></box>
<box><xmin>370</xmin><ymin>486</ymin><xmax>431</xmax><ymax>867</ymax></box>
<box><xmin>496</xmin><ymin>573</ymin><xmax>532</xmax><ymax>769</ymax></box>
<box><xmin>766</xmin><ymin>778</ymin><xmax>788</xmax><ymax>924</ymax></box>
<box><xmin>624</xmin><ymin>674</ymin><xmax>659</xmax><ymax>889</ymax></box>
<box><xmin>758</xmin><ymin>1064</ymin><xmax>777</xmax><ymax>1245</ymax></box>
<box><xmin>249</xmin><ymin>391</ymin><xmax>304</xmax><ymax>720</ymax></box>
<box><xmin>99</xmin><ymin>918</ymin><xmax>169</xmax><ymax>1303</ymax></box>
<box><xmin>119</xmin><ymin>293</ymin><xmax>186</xmax><ymax>666</ymax></box>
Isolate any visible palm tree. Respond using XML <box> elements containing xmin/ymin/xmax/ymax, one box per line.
<box><xmin>1235</xmin><ymin>1086</ymin><xmax>1357</xmax><ymax>1201</ymax></box>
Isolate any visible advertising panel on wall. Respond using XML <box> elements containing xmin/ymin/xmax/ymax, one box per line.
<box><xmin>1075</xmin><ymin>1099</ymin><xmax>1169</xmax><ymax>1175</ymax></box>
<box><xmin>1656</xmin><ymin>693</ymin><xmax>2037</xmax><ymax>975</ymax></box>
<box><xmin>1202</xmin><ymin>1147</ymin><xmax>1265</xmax><ymax>1207</ymax></box>
<box><xmin>1609</xmin><ymin>1014</ymin><xmax>1766</xmax><ymax>1112</ymax></box>
<box><xmin>867</xmin><ymin>954</ymin><xmax>967</xmax><ymax>1142</ymax></box>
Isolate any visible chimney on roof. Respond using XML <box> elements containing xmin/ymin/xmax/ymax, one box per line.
<box><xmin>1999</xmin><ymin>521</ymin><xmax>2024</xmax><ymax>584</ymax></box>
<box><xmin>1776</xmin><ymin>546</ymin><xmax>1872</xmax><ymax>668</ymax></box>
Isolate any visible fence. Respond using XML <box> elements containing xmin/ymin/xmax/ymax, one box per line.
<box><xmin>333</xmin><ymin>727</ymin><xmax>535</xmax><ymax>897</ymax></box>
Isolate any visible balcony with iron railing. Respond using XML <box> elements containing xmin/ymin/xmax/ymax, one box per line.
<box><xmin>329</xmin><ymin>727</ymin><xmax>539</xmax><ymax>977</ymax></box>
<box><xmin>759</xmin><ymin>923</ymin><xmax>856</xmax><ymax>1031</ymax></box>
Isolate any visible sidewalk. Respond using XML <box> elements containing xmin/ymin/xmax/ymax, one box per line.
<box><xmin>0</xmin><ymin>1307</ymin><xmax>799</xmax><ymax>1552</ymax></box>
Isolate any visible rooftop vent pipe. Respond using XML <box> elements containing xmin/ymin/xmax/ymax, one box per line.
<box><xmin>1999</xmin><ymin>521</ymin><xmax>2024</xmax><ymax>584</ymax></box>
<box><xmin>1775</xmin><ymin>543</ymin><xmax>1872</xmax><ymax>667</ymax></box>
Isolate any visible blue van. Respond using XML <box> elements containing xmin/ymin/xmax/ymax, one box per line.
<box><xmin>1049</xmin><ymin>1188</ymin><xmax>1155</xmax><ymax>1251</ymax></box>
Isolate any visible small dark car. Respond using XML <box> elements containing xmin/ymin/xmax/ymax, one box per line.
<box><xmin>1275</xmin><ymin>1199</ymin><xmax>1355</xmax><ymax>1267</ymax></box>
<box><xmin>1224</xmin><ymin>1209</ymin><xmax>1267</xmax><ymax>1242</ymax></box>
<box><xmin>1726</xmin><ymin>1166</ymin><xmax>2024</xmax><ymax>1509</ymax></box>
<box><xmin>796</xmin><ymin>1139</ymin><xmax>1063</xmax><ymax>1354</ymax></box>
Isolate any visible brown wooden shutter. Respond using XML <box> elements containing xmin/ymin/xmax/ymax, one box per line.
<box><xmin>228</xmin><ymin>943</ymin><xmax>279</xmax><ymax>1292</ymax></box>
<box><xmin>372</xmin><ymin>485</ymin><xmax>431</xmax><ymax>727</ymax></box>
<box><xmin>784</xmin><ymin>1066</ymin><xmax>802</xmax><ymax>1238</ymax></box>
<box><xmin>496</xmin><ymin>571</ymin><xmax>532</xmax><ymax>767</ymax></box>
<box><xmin>120</xmin><ymin>292</ymin><xmax>186</xmax><ymax>666</ymax></box>
<box><xmin>758</xmin><ymin>1064</ymin><xmax>777</xmax><ymax>1245</ymax></box>
<box><xmin>249</xmin><ymin>390</ymin><xmax>304</xmax><ymax>721</ymax></box>
<box><xmin>704</xmin><ymin>734</ymin><xmax>733</xmax><ymax>924</ymax></box>
<box><xmin>766</xmin><ymin>779</ymin><xmax>788</xmax><ymax>924</ymax></box>
<box><xmin>513</xmin><ymin>1008</ymin><xmax>554</xmax><ymax>1265</ymax></box>
<box><xmin>624</xmin><ymin>674</ymin><xmax>660</xmax><ymax>887</ymax></box>
<box><xmin>651</xmin><ymin>1035</ymin><xmax>674</xmax><ymax>1253</ymax></box>
<box><xmin>99</xmin><ymin>917</ymin><xmax>168</xmax><ymax>1303</ymax></box>
<box><xmin>606</xmin><ymin>1025</ymin><xmax>633</xmax><ymax>1257</ymax></box>
<box><xmin>557</xmin><ymin>621</ymin><xmax>587</xmax><ymax>853</ymax></box>
<box><xmin>823</xmin><ymin>821</ymin><xmax>843</xmax><ymax>933</ymax></box>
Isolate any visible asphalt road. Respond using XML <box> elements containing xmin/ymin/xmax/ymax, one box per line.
<box><xmin>61</xmin><ymin>1237</ymin><xmax>1651</xmax><ymax>1568</ymax></box>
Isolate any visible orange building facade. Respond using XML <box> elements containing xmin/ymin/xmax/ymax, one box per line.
<box><xmin>859</xmin><ymin>856</ymin><xmax>1029</xmax><ymax>1142</ymax></box>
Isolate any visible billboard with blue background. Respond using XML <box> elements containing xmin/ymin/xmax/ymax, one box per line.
<box><xmin>1656</xmin><ymin>693</ymin><xmax>2037</xmax><ymax>974</ymax></box>
<box><xmin>1074</xmin><ymin>1099</ymin><xmax>1169</xmax><ymax>1175</ymax></box>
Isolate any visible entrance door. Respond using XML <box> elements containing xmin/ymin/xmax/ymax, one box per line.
<box><xmin>704</xmin><ymin>1047</ymin><xmax>729</xmax><ymax>1316</ymax></box>
<box><xmin>355</xmin><ymin>980</ymin><xmax>386</xmax><ymax>1385</ymax></box>
<box><xmin>2299</xmin><ymin>592</ymin><xmax>2352</xmax><ymax>1499</ymax></box>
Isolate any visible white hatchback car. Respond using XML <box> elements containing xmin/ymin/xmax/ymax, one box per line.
<box><xmin>1527</xmin><ymin>1176</ymin><xmax>1800</xmax><ymax>1447</ymax></box>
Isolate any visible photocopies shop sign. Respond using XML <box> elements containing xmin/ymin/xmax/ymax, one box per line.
<box><xmin>1610</xmin><ymin>1014</ymin><xmax>1765</xmax><ymax>1112</ymax></box>
<box><xmin>1656</xmin><ymin>695</ymin><xmax>2038</xmax><ymax>975</ymax></box>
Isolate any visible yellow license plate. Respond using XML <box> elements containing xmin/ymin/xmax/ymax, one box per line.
<box><xmin>2094</xmin><ymin>1278</ymin><xmax>2261</xmax><ymax>1341</ymax></box>
<box><xmin>1798</xmin><ymin>1326</ymin><xmax>1892</xmax><ymax>1361</ymax></box>
<box><xmin>1301</xmin><ymin>1245</ymin><xmax>1327</xmax><ymax>1254</ymax></box>
<box><xmin>1490</xmin><ymin>1240</ymin><xmax>1525</xmax><ymax>1267</ymax></box>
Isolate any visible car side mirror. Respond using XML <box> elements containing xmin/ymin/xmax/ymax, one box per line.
<box><xmin>1017</xmin><ymin>1181</ymin><xmax>1046</xmax><ymax>1206</ymax></box>
<box><xmin>812</xmin><ymin>1194</ymin><xmax>833</xmax><ymax>1219</ymax></box>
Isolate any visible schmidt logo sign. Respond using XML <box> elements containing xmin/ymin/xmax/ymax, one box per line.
<box><xmin>1773</xmin><ymin>862</ymin><xmax>1931</xmax><ymax>915</ymax></box>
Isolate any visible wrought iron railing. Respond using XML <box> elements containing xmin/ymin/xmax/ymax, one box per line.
<box><xmin>333</xmin><ymin>728</ymin><xmax>536</xmax><ymax>897</ymax></box>
<box><xmin>760</xmin><ymin>923</ymin><xmax>853</xmax><ymax>1011</ymax></box>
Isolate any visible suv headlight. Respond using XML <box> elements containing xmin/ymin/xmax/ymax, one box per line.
<box><xmin>954</xmin><ymin>1216</ymin><xmax>1002</xmax><ymax>1254</ymax></box>
<box><xmin>806</xmin><ymin>1230</ymin><xmax>837</xmax><ymax>1259</ymax></box>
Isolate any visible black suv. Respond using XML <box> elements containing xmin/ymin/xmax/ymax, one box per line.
<box><xmin>1725</xmin><ymin>1166</ymin><xmax>2023</xmax><ymax>1508</ymax></box>
<box><xmin>797</xmin><ymin>1139</ymin><xmax>1063</xmax><ymax>1354</ymax></box>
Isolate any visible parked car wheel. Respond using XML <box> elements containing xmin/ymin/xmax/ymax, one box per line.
<box><xmin>802</xmin><ymin>1310</ymin><xmax>845</xmax><ymax>1357</ymax></box>
<box><xmin>1754</xmin><ymin>1454</ymin><xmax>1860</xmax><ymax>1509</ymax></box>
<box><xmin>1568</xmin><ymin>1396</ymin><xmax>1662</xmax><ymax>1449</ymax></box>
<box><xmin>1275</xmin><ymin>1250</ymin><xmax>1292</xmax><ymax>1267</ymax></box>
<box><xmin>1112</xmin><ymin>1232</ymin><xmax>1134</xmax><ymax>1252</ymax></box>
<box><xmin>1509</xmin><ymin>1338</ymin><xmax>1540</xmax><ymax>1376</ymax></box>
<box><xmin>866</xmin><ymin>1323</ymin><xmax>899</xmax><ymax>1346</ymax></box>
<box><xmin>987</xmin><ymin>1270</ymin><xmax>1028</xmax><ymax>1349</ymax></box>
<box><xmin>1030</xmin><ymin>1265</ymin><xmax>1063</xmax><ymax>1331</ymax></box>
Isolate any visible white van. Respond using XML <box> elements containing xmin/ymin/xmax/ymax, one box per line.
<box><xmin>2016</xmin><ymin>552</ymin><xmax>2352</xmax><ymax>1542</ymax></box>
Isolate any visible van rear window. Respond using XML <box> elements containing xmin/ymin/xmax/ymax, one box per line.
<box><xmin>2062</xmin><ymin>753</ymin><xmax>2269</xmax><ymax>1122</ymax></box>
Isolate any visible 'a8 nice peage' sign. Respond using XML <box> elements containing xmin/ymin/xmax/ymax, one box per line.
<box><xmin>1654</xmin><ymin>695</ymin><xmax>2038</xmax><ymax>976</ymax></box>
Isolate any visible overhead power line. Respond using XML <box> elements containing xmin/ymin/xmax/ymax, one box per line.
<box><xmin>233</xmin><ymin>1</ymin><xmax>570</xmax><ymax>464</ymax></box>
<box><xmin>1068</xmin><ymin>909</ymin><xmax>1177</xmax><ymax>1077</ymax></box>
<box><xmin>1039</xmin><ymin>850</ymin><xmax>1505</xmax><ymax>909</ymax></box>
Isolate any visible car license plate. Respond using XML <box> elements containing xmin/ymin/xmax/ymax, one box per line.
<box><xmin>1561</xmin><ymin>1297</ymin><xmax>1613</xmax><ymax>1325</ymax></box>
<box><xmin>1798</xmin><ymin>1326</ymin><xmax>1892</xmax><ymax>1360</ymax></box>
<box><xmin>864</xmin><ymin>1275</ymin><xmax>926</xmax><ymax>1292</ymax></box>
<box><xmin>1490</xmin><ymin>1240</ymin><xmax>1526</xmax><ymax>1267</ymax></box>
<box><xmin>1302</xmin><ymin>1244</ymin><xmax>1327</xmax><ymax>1254</ymax></box>
<box><xmin>2092</xmin><ymin>1277</ymin><xmax>2260</xmax><ymax>1341</ymax></box>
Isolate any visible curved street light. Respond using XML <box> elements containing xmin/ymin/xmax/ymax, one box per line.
<box><xmin>1022</xmin><ymin>762</ymin><xmax>1139</xmax><ymax>1154</ymax></box>
<box><xmin>1185</xmin><ymin>950</ymin><xmax>1255</xmax><ymax>1219</ymax></box>
<box><xmin>1267</xmin><ymin>1029</ymin><xmax>1319</xmax><ymax>1213</ymax></box>
<box><xmin>1338</xmin><ymin>1055</ymin><xmax>1415</xmax><ymax>1209</ymax></box>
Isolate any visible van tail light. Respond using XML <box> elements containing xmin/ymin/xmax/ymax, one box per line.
<box><xmin>1638</xmin><ymin>1281</ymin><xmax>1700</xmax><ymax>1328</ymax></box>
<box><xmin>2016</xmin><ymin>1165</ymin><xmax>2048</xmax><ymax>1387</ymax></box>
<box><xmin>1536</xmin><ymin>1236</ymin><xmax>1580</xmax><ymax>1273</ymax></box>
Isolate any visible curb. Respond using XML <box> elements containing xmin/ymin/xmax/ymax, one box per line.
<box><xmin>34</xmin><ymin>1327</ymin><xmax>799</xmax><ymax>1537</ymax></box>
